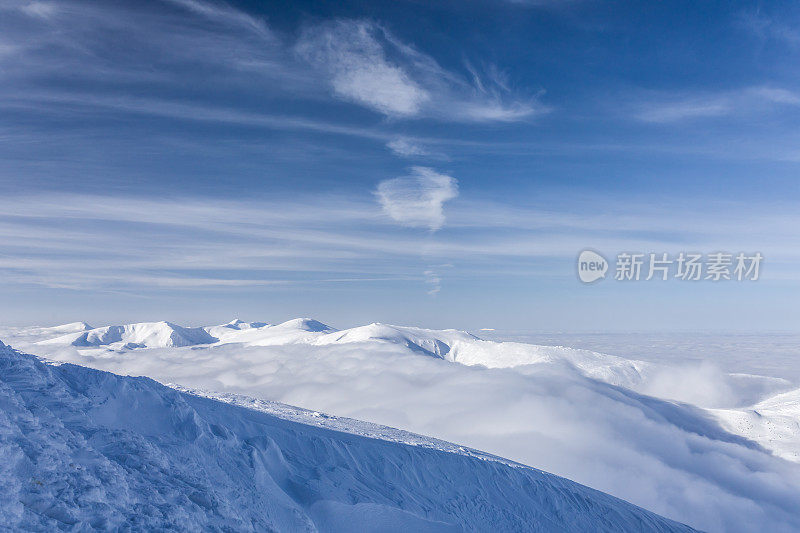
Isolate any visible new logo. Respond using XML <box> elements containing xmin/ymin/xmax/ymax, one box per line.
<box><xmin>577</xmin><ymin>250</ymin><xmax>608</xmax><ymax>283</ymax></box>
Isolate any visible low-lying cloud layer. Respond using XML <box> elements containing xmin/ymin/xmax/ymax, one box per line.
<box><xmin>21</xmin><ymin>335</ymin><xmax>800</xmax><ymax>533</ymax></box>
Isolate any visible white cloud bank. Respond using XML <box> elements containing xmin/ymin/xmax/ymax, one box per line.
<box><xmin>376</xmin><ymin>167</ymin><xmax>459</xmax><ymax>230</ymax></box>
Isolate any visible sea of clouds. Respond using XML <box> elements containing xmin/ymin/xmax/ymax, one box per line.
<box><xmin>25</xmin><ymin>337</ymin><xmax>800</xmax><ymax>533</ymax></box>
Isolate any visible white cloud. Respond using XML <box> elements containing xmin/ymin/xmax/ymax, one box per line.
<box><xmin>386</xmin><ymin>137</ymin><xmax>430</xmax><ymax>157</ymax></box>
<box><xmin>424</xmin><ymin>269</ymin><xmax>441</xmax><ymax>295</ymax></box>
<box><xmin>634</xmin><ymin>86</ymin><xmax>800</xmax><ymax>123</ymax></box>
<box><xmin>2</xmin><ymin>0</ymin><xmax>544</xmax><ymax>147</ymax></box>
<box><xmin>295</xmin><ymin>20</ymin><xmax>429</xmax><ymax>117</ymax></box>
<box><xmin>636</xmin><ymin>100</ymin><xmax>731</xmax><ymax>122</ymax></box>
<box><xmin>0</xmin><ymin>0</ymin><xmax>293</xmax><ymax>91</ymax></box>
<box><xmin>297</xmin><ymin>19</ymin><xmax>543</xmax><ymax>122</ymax></box>
<box><xmin>163</xmin><ymin>0</ymin><xmax>272</xmax><ymax>39</ymax></box>
<box><xmin>18</xmin><ymin>1</ymin><xmax>57</xmax><ymax>18</ymax></box>
<box><xmin>0</xmin><ymin>0</ymin><xmax>57</xmax><ymax>18</ymax></box>
<box><xmin>737</xmin><ymin>11</ymin><xmax>800</xmax><ymax>48</ymax></box>
<box><xmin>376</xmin><ymin>167</ymin><xmax>459</xmax><ymax>230</ymax></box>
<box><xmin>7</xmin><ymin>92</ymin><xmax>390</xmax><ymax>142</ymax></box>
<box><xmin>386</xmin><ymin>137</ymin><xmax>450</xmax><ymax>160</ymax></box>
<box><xmin>2</xmin><ymin>191</ymin><xmax>800</xmax><ymax>295</ymax></box>
<box><xmin>750</xmin><ymin>86</ymin><xmax>800</xmax><ymax>105</ymax></box>
<box><xmin>460</xmin><ymin>100</ymin><xmax>540</xmax><ymax>122</ymax></box>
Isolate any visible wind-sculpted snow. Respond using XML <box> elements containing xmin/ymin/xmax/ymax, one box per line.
<box><xmin>6</xmin><ymin>319</ymin><xmax>800</xmax><ymax>532</ymax></box>
<box><xmin>0</xmin><ymin>344</ymin><xmax>694</xmax><ymax>532</ymax></box>
<box><xmin>713</xmin><ymin>387</ymin><xmax>800</xmax><ymax>463</ymax></box>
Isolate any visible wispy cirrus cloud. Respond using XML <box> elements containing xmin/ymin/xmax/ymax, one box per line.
<box><xmin>2</xmin><ymin>91</ymin><xmax>391</xmax><ymax>142</ymax></box>
<box><xmin>385</xmin><ymin>137</ymin><xmax>450</xmax><ymax>160</ymax></box>
<box><xmin>296</xmin><ymin>20</ymin><xmax>429</xmax><ymax>117</ymax></box>
<box><xmin>423</xmin><ymin>270</ymin><xmax>442</xmax><ymax>295</ymax></box>
<box><xmin>737</xmin><ymin>10</ymin><xmax>800</xmax><ymax>48</ymax></box>
<box><xmin>376</xmin><ymin>167</ymin><xmax>459</xmax><ymax>231</ymax></box>
<box><xmin>296</xmin><ymin>19</ymin><xmax>545</xmax><ymax>122</ymax></box>
<box><xmin>634</xmin><ymin>86</ymin><xmax>800</xmax><ymax>123</ymax></box>
<box><xmin>2</xmin><ymin>191</ymin><xmax>800</xmax><ymax>297</ymax></box>
<box><xmin>387</xmin><ymin>137</ymin><xmax>430</xmax><ymax>157</ymax></box>
<box><xmin>163</xmin><ymin>0</ymin><xmax>273</xmax><ymax>38</ymax></box>
<box><xmin>13</xmin><ymin>1</ymin><xmax>57</xmax><ymax>18</ymax></box>
<box><xmin>0</xmin><ymin>0</ymin><xmax>546</xmax><ymax>167</ymax></box>
<box><xmin>0</xmin><ymin>0</ymin><xmax>293</xmax><ymax>89</ymax></box>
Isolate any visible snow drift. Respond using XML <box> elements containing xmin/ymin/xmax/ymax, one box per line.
<box><xmin>0</xmin><ymin>342</ymin><xmax>693</xmax><ymax>532</ymax></box>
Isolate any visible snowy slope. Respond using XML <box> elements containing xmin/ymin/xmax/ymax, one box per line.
<box><xmin>712</xmin><ymin>387</ymin><xmax>800</xmax><ymax>463</ymax></box>
<box><xmin>0</xmin><ymin>343</ymin><xmax>694</xmax><ymax>532</ymax></box>
<box><xmin>0</xmin><ymin>322</ymin><xmax>92</xmax><ymax>347</ymax></box>
<box><xmin>7</xmin><ymin>319</ymin><xmax>800</xmax><ymax>531</ymax></box>
<box><xmin>202</xmin><ymin>318</ymin><xmax>336</xmax><ymax>346</ymax></box>
<box><xmin>204</xmin><ymin>319</ymin><xmax>271</xmax><ymax>342</ymax></box>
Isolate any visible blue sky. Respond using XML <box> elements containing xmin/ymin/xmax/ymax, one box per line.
<box><xmin>1</xmin><ymin>0</ymin><xmax>799</xmax><ymax>330</ymax></box>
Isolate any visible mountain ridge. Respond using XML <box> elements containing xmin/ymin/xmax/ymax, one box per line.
<box><xmin>0</xmin><ymin>343</ymin><xmax>694</xmax><ymax>532</ymax></box>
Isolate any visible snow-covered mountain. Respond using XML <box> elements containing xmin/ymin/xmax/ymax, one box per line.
<box><xmin>712</xmin><ymin>387</ymin><xmax>800</xmax><ymax>463</ymax></box>
<box><xmin>38</xmin><ymin>321</ymin><xmax>217</xmax><ymax>349</ymax></box>
<box><xmin>314</xmin><ymin>323</ymin><xmax>478</xmax><ymax>358</ymax></box>
<box><xmin>5</xmin><ymin>319</ymin><xmax>800</xmax><ymax>532</ymax></box>
<box><xmin>16</xmin><ymin>318</ymin><xmax>785</xmax><ymax>400</ymax></box>
<box><xmin>0</xmin><ymin>342</ymin><xmax>694</xmax><ymax>532</ymax></box>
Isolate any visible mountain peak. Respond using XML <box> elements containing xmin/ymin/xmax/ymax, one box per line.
<box><xmin>276</xmin><ymin>318</ymin><xmax>334</xmax><ymax>332</ymax></box>
<box><xmin>41</xmin><ymin>321</ymin><xmax>218</xmax><ymax>349</ymax></box>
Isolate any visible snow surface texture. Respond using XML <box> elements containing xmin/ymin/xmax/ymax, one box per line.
<box><xmin>5</xmin><ymin>320</ymin><xmax>800</xmax><ymax>532</ymax></box>
<box><xmin>0</xmin><ymin>343</ymin><xmax>694</xmax><ymax>532</ymax></box>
